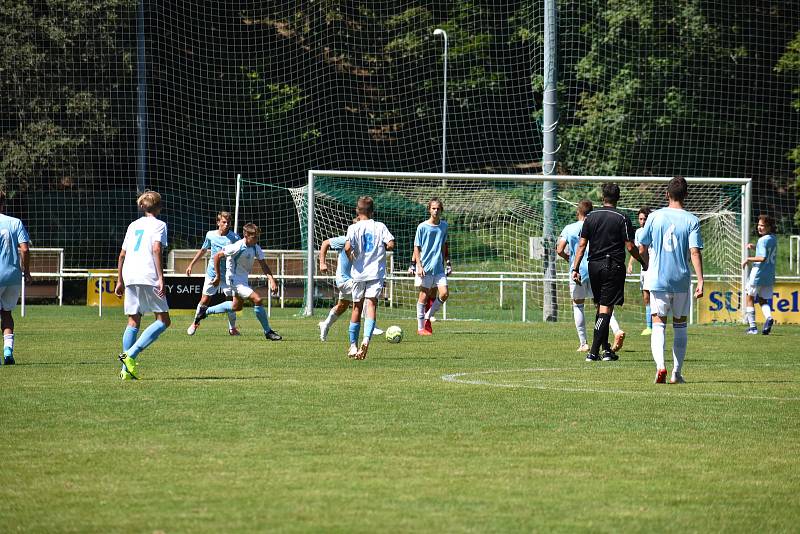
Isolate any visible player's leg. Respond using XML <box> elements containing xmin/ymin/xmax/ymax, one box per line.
<box><xmin>641</xmin><ymin>289</ymin><xmax>652</xmax><ymax>335</ymax></box>
<box><xmin>415</xmin><ymin>271</ymin><xmax>432</xmax><ymax>335</ymax></box>
<box><xmin>609</xmin><ymin>311</ymin><xmax>625</xmax><ymax>352</ymax></box>
<box><xmin>669</xmin><ymin>291</ymin><xmax>691</xmax><ymax>383</ymax></box>
<box><xmin>1</xmin><ymin>308</ymin><xmax>15</xmax><ymax>365</ymax></box>
<box><xmin>356</xmin><ymin>281</ymin><xmax>382</xmax><ymax>359</ymax></box>
<box><xmin>585</xmin><ymin>261</ymin><xmax>604</xmax><ymax>361</ymax></box>
<box><xmin>249</xmin><ymin>288</ymin><xmax>281</xmax><ymax>341</ymax></box>
<box><xmin>758</xmin><ymin>287</ymin><xmax>775</xmax><ymax>335</ymax></box>
<box><xmin>649</xmin><ymin>291</ymin><xmax>669</xmax><ymax>383</ymax></box>
<box><xmin>744</xmin><ymin>277</ymin><xmax>758</xmax><ymax>334</ymax></box>
<box><xmin>424</xmin><ymin>277</ymin><xmax>448</xmax><ymax>332</ymax></box>
<box><xmin>348</xmin><ymin>292</ymin><xmax>365</xmax><ymax>358</ymax></box>
<box><xmin>319</xmin><ymin>294</ymin><xmax>351</xmax><ymax>341</ymax></box>
<box><xmin>570</xmin><ymin>279</ymin><xmax>589</xmax><ymax>351</ymax></box>
<box><xmin>120</xmin><ymin>285</ymin><xmax>170</xmax><ymax>379</ymax></box>
<box><xmin>188</xmin><ymin>293</ymin><xmax>212</xmax><ymax>335</ymax></box>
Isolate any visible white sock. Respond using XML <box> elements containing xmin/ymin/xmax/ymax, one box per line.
<box><xmin>323</xmin><ymin>308</ymin><xmax>340</xmax><ymax>327</ymax></box>
<box><xmin>609</xmin><ymin>313</ymin><xmax>621</xmax><ymax>334</ymax></box>
<box><xmin>227</xmin><ymin>311</ymin><xmax>237</xmax><ymax>330</ymax></box>
<box><xmin>760</xmin><ymin>303</ymin><xmax>772</xmax><ymax>320</ymax></box>
<box><xmin>746</xmin><ymin>307</ymin><xmax>756</xmax><ymax>328</ymax></box>
<box><xmin>672</xmin><ymin>322</ymin><xmax>688</xmax><ymax>376</ymax></box>
<box><xmin>573</xmin><ymin>303</ymin><xmax>586</xmax><ymax>344</ymax></box>
<box><xmin>425</xmin><ymin>297</ymin><xmax>443</xmax><ymax>319</ymax></box>
<box><xmin>3</xmin><ymin>334</ymin><xmax>13</xmax><ymax>351</ymax></box>
<box><xmin>417</xmin><ymin>302</ymin><xmax>426</xmax><ymax>330</ymax></box>
<box><xmin>651</xmin><ymin>322</ymin><xmax>666</xmax><ymax>370</ymax></box>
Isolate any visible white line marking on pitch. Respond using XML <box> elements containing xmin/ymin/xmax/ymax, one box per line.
<box><xmin>441</xmin><ymin>368</ymin><xmax>800</xmax><ymax>401</ymax></box>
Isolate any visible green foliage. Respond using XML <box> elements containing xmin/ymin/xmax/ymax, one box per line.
<box><xmin>776</xmin><ymin>31</ymin><xmax>800</xmax><ymax>227</ymax></box>
<box><xmin>0</xmin><ymin>0</ymin><xmax>137</xmax><ymax>195</ymax></box>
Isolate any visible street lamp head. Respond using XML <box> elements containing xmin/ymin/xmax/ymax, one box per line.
<box><xmin>433</xmin><ymin>28</ymin><xmax>446</xmax><ymax>37</ymax></box>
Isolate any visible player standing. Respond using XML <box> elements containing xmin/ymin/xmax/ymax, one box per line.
<box><xmin>317</xmin><ymin>233</ymin><xmax>384</xmax><ymax>341</ymax></box>
<box><xmin>571</xmin><ymin>183</ymin><xmax>645</xmax><ymax>362</ymax></box>
<box><xmin>185</xmin><ymin>211</ymin><xmax>240</xmax><ymax>336</ymax></box>
<box><xmin>0</xmin><ymin>192</ymin><xmax>31</xmax><ymax>365</ymax></box>
<box><xmin>344</xmin><ymin>196</ymin><xmax>395</xmax><ymax>359</ymax></box>
<box><xmin>203</xmin><ymin>223</ymin><xmax>282</xmax><ymax>341</ymax></box>
<box><xmin>414</xmin><ymin>198</ymin><xmax>450</xmax><ymax>336</ymax></box>
<box><xmin>115</xmin><ymin>191</ymin><xmax>171</xmax><ymax>380</ymax></box>
<box><xmin>638</xmin><ymin>176</ymin><xmax>704</xmax><ymax>384</ymax></box>
<box><xmin>742</xmin><ymin>215</ymin><xmax>778</xmax><ymax>335</ymax></box>
<box><xmin>628</xmin><ymin>206</ymin><xmax>653</xmax><ymax>336</ymax></box>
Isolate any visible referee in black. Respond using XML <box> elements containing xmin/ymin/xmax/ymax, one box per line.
<box><xmin>571</xmin><ymin>183</ymin><xmax>647</xmax><ymax>361</ymax></box>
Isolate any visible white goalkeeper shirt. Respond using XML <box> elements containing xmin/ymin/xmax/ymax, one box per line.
<box><xmin>223</xmin><ymin>238</ymin><xmax>265</xmax><ymax>286</ymax></box>
<box><xmin>346</xmin><ymin>219</ymin><xmax>394</xmax><ymax>282</ymax></box>
<box><xmin>121</xmin><ymin>215</ymin><xmax>168</xmax><ymax>286</ymax></box>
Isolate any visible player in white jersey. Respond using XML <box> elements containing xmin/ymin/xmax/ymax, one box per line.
<box><xmin>185</xmin><ymin>211</ymin><xmax>241</xmax><ymax>336</ymax></box>
<box><xmin>0</xmin><ymin>192</ymin><xmax>31</xmax><ymax>365</ymax></box>
<box><xmin>742</xmin><ymin>214</ymin><xmax>778</xmax><ymax>335</ymax></box>
<box><xmin>115</xmin><ymin>191</ymin><xmax>171</xmax><ymax>380</ymax></box>
<box><xmin>317</xmin><ymin>233</ymin><xmax>384</xmax><ymax>342</ymax></box>
<box><xmin>638</xmin><ymin>177</ymin><xmax>704</xmax><ymax>384</ymax></box>
<box><xmin>414</xmin><ymin>198</ymin><xmax>450</xmax><ymax>336</ymax></box>
<box><xmin>206</xmin><ymin>223</ymin><xmax>282</xmax><ymax>341</ymax></box>
<box><xmin>344</xmin><ymin>196</ymin><xmax>395</xmax><ymax>359</ymax></box>
<box><xmin>628</xmin><ymin>206</ymin><xmax>653</xmax><ymax>336</ymax></box>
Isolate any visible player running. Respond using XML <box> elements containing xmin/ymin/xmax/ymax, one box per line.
<box><xmin>185</xmin><ymin>211</ymin><xmax>240</xmax><ymax>336</ymax></box>
<box><xmin>742</xmin><ymin>214</ymin><xmax>778</xmax><ymax>335</ymax></box>
<box><xmin>344</xmin><ymin>196</ymin><xmax>395</xmax><ymax>359</ymax></box>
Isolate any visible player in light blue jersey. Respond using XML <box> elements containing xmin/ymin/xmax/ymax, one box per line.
<box><xmin>185</xmin><ymin>212</ymin><xmax>241</xmax><ymax>336</ymax></box>
<box><xmin>628</xmin><ymin>206</ymin><xmax>653</xmax><ymax>336</ymax></box>
<box><xmin>317</xmin><ymin>233</ymin><xmax>385</xmax><ymax>341</ymax></box>
<box><xmin>558</xmin><ymin>200</ymin><xmax>624</xmax><ymax>353</ymax></box>
<box><xmin>0</xmin><ymin>192</ymin><xmax>32</xmax><ymax>365</ymax></box>
<box><xmin>414</xmin><ymin>198</ymin><xmax>450</xmax><ymax>336</ymax></box>
<box><xmin>742</xmin><ymin>214</ymin><xmax>778</xmax><ymax>335</ymax></box>
<box><xmin>638</xmin><ymin>177</ymin><xmax>704</xmax><ymax>384</ymax></box>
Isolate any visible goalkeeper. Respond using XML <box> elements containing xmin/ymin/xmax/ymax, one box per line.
<box><xmin>414</xmin><ymin>198</ymin><xmax>450</xmax><ymax>336</ymax></box>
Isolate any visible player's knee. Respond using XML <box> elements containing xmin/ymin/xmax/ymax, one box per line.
<box><xmin>439</xmin><ymin>291</ymin><xmax>449</xmax><ymax>302</ymax></box>
<box><xmin>159</xmin><ymin>315</ymin><xmax>171</xmax><ymax>328</ymax></box>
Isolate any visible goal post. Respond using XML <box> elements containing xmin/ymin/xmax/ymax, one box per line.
<box><xmin>297</xmin><ymin>171</ymin><xmax>751</xmax><ymax>323</ymax></box>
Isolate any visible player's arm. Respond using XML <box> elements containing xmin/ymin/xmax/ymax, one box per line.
<box><xmin>257</xmin><ymin>258</ymin><xmax>278</xmax><ymax>294</ymax></box>
<box><xmin>742</xmin><ymin>253</ymin><xmax>766</xmax><ymax>268</ymax></box>
<box><xmin>18</xmin><ymin>242</ymin><xmax>32</xmax><ymax>284</ymax></box>
<box><xmin>114</xmin><ymin>248</ymin><xmax>126</xmax><ymax>296</ymax></box>
<box><xmin>625</xmin><ymin>240</ymin><xmax>646</xmax><ymax>271</ymax></box>
<box><xmin>408</xmin><ymin>247</ymin><xmax>418</xmax><ymax>275</ymax></box>
<box><xmin>212</xmin><ymin>251</ymin><xmax>224</xmax><ymax>286</ymax></box>
<box><xmin>385</xmin><ymin>239</ymin><xmax>395</xmax><ymax>251</ymax></box>
<box><xmin>637</xmin><ymin>244</ymin><xmax>648</xmax><ymax>271</ymax></box>
<box><xmin>318</xmin><ymin>239</ymin><xmax>332</xmax><ymax>274</ymax></box>
<box><xmin>185</xmin><ymin>247</ymin><xmax>209</xmax><ymax>276</ymax></box>
<box><xmin>414</xmin><ymin>245</ymin><xmax>425</xmax><ymax>277</ymax></box>
<box><xmin>691</xmin><ymin>247</ymin><xmax>704</xmax><ymax>298</ymax></box>
<box><xmin>152</xmin><ymin>240</ymin><xmax>165</xmax><ymax>297</ymax></box>
<box><xmin>571</xmin><ymin>238</ymin><xmax>587</xmax><ymax>282</ymax></box>
<box><xmin>344</xmin><ymin>239</ymin><xmax>356</xmax><ymax>261</ymax></box>
<box><xmin>556</xmin><ymin>238</ymin><xmax>569</xmax><ymax>262</ymax></box>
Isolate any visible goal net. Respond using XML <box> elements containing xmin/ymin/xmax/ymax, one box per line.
<box><xmin>293</xmin><ymin>171</ymin><xmax>748</xmax><ymax>324</ymax></box>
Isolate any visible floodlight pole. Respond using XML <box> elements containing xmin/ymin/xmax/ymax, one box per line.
<box><xmin>136</xmin><ymin>0</ymin><xmax>147</xmax><ymax>193</ymax></box>
<box><xmin>542</xmin><ymin>0</ymin><xmax>558</xmax><ymax>322</ymax></box>
<box><xmin>433</xmin><ymin>29</ymin><xmax>448</xmax><ymax>174</ymax></box>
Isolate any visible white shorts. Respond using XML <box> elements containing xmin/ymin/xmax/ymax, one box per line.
<box><xmin>650</xmin><ymin>290</ymin><xmax>691</xmax><ymax>319</ymax></box>
<box><xmin>0</xmin><ymin>285</ymin><xmax>21</xmax><ymax>311</ymax></box>
<box><xmin>414</xmin><ymin>273</ymin><xmax>448</xmax><ymax>290</ymax></box>
<box><xmin>124</xmin><ymin>284</ymin><xmax>169</xmax><ymax>316</ymax></box>
<box><xmin>202</xmin><ymin>275</ymin><xmax>229</xmax><ymax>296</ymax></box>
<box><xmin>224</xmin><ymin>282</ymin><xmax>255</xmax><ymax>299</ymax></box>
<box><xmin>352</xmin><ymin>279</ymin><xmax>383</xmax><ymax>301</ymax></box>
<box><xmin>337</xmin><ymin>279</ymin><xmax>356</xmax><ymax>301</ymax></box>
<box><xmin>569</xmin><ymin>278</ymin><xmax>593</xmax><ymax>300</ymax></box>
<box><xmin>745</xmin><ymin>283</ymin><xmax>773</xmax><ymax>301</ymax></box>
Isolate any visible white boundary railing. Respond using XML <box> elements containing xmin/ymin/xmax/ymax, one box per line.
<box><xmin>790</xmin><ymin>235</ymin><xmax>800</xmax><ymax>275</ymax></box>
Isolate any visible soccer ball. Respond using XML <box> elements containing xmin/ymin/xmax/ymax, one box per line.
<box><xmin>385</xmin><ymin>325</ymin><xmax>403</xmax><ymax>343</ymax></box>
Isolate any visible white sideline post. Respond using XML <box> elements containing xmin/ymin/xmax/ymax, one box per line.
<box><xmin>790</xmin><ymin>235</ymin><xmax>800</xmax><ymax>275</ymax></box>
<box><xmin>304</xmin><ymin>170</ymin><xmax>315</xmax><ymax>316</ymax></box>
<box><xmin>234</xmin><ymin>174</ymin><xmax>242</xmax><ymax>234</ymax></box>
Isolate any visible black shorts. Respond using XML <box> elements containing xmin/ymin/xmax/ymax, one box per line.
<box><xmin>588</xmin><ymin>259</ymin><xmax>626</xmax><ymax>307</ymax></box>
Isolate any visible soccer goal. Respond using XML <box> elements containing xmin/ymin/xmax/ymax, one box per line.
<box><xmin>293</xmin><ymin>171</ymin><xmax>751</xmax><ymax>324</ymax></box>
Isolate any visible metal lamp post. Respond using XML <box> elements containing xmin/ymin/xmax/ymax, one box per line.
<box><xmin>433</xmin><ymin>28</ymin><xmax>448</xmax><ymax>174</ymax></box>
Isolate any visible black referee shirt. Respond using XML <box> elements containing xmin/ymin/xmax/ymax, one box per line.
<box><xmin>579</xmin><ymin>206</ymin><xmax>636</xmax><ymax>265</ymax></box>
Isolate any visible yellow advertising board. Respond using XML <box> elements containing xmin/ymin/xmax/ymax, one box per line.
<box><xmin>86</xmin><ymin>269</ymin><xmax>124</xmax><ymax>307</ymax></box>
<box><xmin>697</xmin><ymin>281</ymin><xmax>800</xmax><ymax>324</ymax></box>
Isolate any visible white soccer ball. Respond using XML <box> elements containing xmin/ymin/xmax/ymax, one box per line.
<box><xmin>385</xmin><ymin>325</ymin><xmax>403</xmax><ymax>343</ymax></box>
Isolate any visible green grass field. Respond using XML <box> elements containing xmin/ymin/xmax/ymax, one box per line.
<box><xmin>2</xmin><ymin>306</ymin><xmax>799</xmax><ymax>532</ymax></box>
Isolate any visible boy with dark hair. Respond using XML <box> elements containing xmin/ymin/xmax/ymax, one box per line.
<box><xmin>742</xmin><ymin>214</ymin><xmax>777</xmax><ymax>335</ymax></box>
